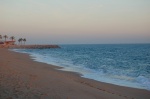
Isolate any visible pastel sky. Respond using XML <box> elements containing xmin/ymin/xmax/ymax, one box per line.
<box><xmin>0</xmin><ymin>0</ymin><xmax>150</xmax><ymax>44</ymax></box>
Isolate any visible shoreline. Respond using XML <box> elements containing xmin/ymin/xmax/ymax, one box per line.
<box><xmin>0</xmin><ymin>44</ymin><xmax>60</xmax><ymax>49</ymax></box>
<box><xmin>0</xmin><ymin>49</ymin><xmax>150</xmax><ymax>99</ymax></box>
<box><xmin>13</xmin><ymin>48</ymin><xmax>149</xmax><ymax>91</ymax></box>
<box><xmin>12</xmin><ymin>46</ymin><xmax>150</xmax><ymax>91</ymax></box>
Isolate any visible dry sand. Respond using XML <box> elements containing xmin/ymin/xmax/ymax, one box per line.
<box><xmin>0</xmin><ymin>48</ymin><xmax>150</xmax><ymax>99</ymax></box>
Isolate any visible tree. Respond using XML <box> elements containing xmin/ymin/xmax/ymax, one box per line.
<box><xmin>0</xmin><ymin>35</ymin><xmax>2</xmax><ymax>41</ymax></box>
<box><xmin>18</xmin><ymin>38</ymin><xmax>23</xmax><ymax>45</ymax></box>
<box><xmin>18</xmin><ymin>39</ymin><xmax>21</xmax><ymax>45</ymax></box>
<box><xmin>23</xmin><ymin>38</ymin><xmax>26</xmax><ymax>45</ymax></box>
<box><xmin>10</xmin><ymin>36</ymin><xmax>15</xmax><ymax>41</ymax></box>
<box><xmin>3</xmin><ymin>35</ymin><xmax>8</xmax><ymax>42</ymax></box>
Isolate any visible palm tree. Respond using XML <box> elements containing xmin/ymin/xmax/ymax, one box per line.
<box><xmin>18</xmin><ymin>38</ymin><xmax>23</xmax><ymax>45</ymax></box>
<box><xmin>18</xmin><ymin>39</ymin><xmax>21</xmax><ymax>45</ymax></box>
<box><xmin>3</xmin><ymin>35</ymin><xmax>8</xmax><ymax>42</ymax></box>
<box><xmin>10</xmin><ymin>36</ymin><xmax>15</xmax><ymax>41</ymax></box>
<box><xmin>0</xmin><ymin>35</ymin><xmax>2</xmax><ymax>41</ymax></box>
<box><xmin>23</xmin><ymin>38</ymin><xmax>26</xmax><ymax>45</ymax></box>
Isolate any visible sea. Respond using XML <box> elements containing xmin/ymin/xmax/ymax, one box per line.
<box><xmin>12</xmin><ymin>44</ymin><xmax>150</xmax><ymax>90</ymax></box>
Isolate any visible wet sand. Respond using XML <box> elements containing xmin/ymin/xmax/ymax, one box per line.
<box><xmin>0</xmin><ymin>48</ymin><xmax>150</xmax><ymax>99</ymax></box>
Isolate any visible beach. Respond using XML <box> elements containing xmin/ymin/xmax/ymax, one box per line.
<box><xmin>0</xmin><ymin>48</ymin><xmax>150</xmax><ymax>99</ymax></box>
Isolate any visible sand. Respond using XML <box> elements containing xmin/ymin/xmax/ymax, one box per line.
<box><xmin>0</xmin><ymin>48</ymin><xmax>150</xmax><ymax>99</ymax></box>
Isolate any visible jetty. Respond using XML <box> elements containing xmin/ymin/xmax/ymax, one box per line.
<box><xmin>0</xmin><ymin>45</ymin><xmax>60</xmax><ymax>49</ymax></box>
<box><xmin>0</xmin><ymin>35</ymin><xmax>60</xmax><ymax>49</ymax></box>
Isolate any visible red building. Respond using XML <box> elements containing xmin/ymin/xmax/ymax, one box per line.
<box><xmin>4</xmin><ymin>41</ymin><xmax>16</xmax><ymax>45</ymax></box>
<box><xmin>0</xmin><ymin>42</ymin><xmax>4</xmax><ymax>44</ymax></box>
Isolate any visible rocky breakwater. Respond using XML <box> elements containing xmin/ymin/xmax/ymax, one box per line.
<box><xmin>0</xmin><ymin>45</ymin><xmax>60</xmax><ymax>49</ymax></box>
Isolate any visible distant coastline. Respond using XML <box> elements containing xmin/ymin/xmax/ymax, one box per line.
<box><xmin>0</xmin><ymin>44</ymin><xmax>60</xmax><ymax>49</ymax></box>
<box><xmin>0</xmin><ymin>34</ymin><xmax>60</xmax><ymax>49</ymax></box>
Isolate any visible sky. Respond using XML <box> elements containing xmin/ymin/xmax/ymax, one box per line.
<box><xmin>0</xmin><ymin>0</ymin><xmax>150</xmax><ymax>44</ymax></box>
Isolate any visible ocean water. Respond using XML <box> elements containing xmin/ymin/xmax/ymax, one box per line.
<box><xmin>12</xmin><ymin>44</ymin><xmax>150</xmax><ymax>90</ymax></box>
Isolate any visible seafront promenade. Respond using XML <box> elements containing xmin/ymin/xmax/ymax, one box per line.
<box><xmin>0</xmin><ymin>45</ymin><xmax>60</xmax><ymax>49</ymax></box>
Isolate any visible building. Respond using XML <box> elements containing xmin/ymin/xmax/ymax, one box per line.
<box><xmin>4</xmin><ymin>41</ymin><xmax>16</xmax><ymax>45</ymax></box>
<box><xmin>0</xmin><ymin>42</ymin><xmax>4</xmax><ymax>45</ymax></box>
